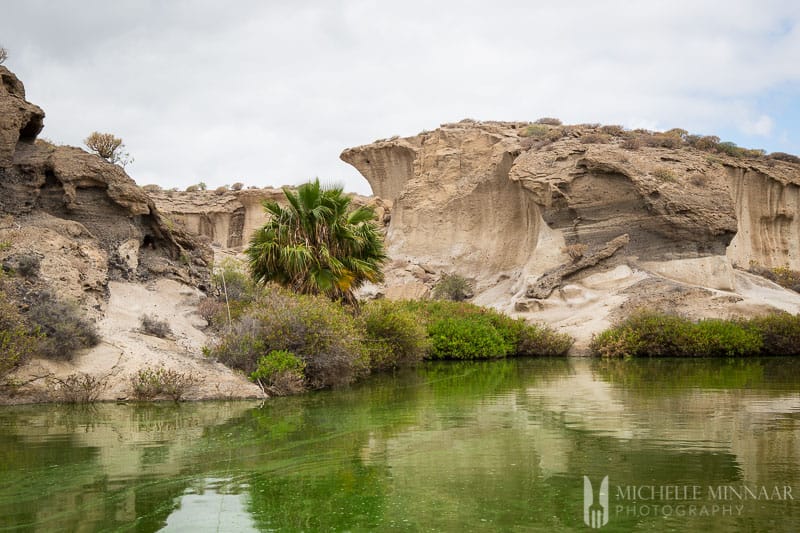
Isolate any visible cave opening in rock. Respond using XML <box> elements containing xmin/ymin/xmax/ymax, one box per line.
<box><xmin>143</xmin><ymin>234</ymin><xmax>156</xmax><ymax>249</ymax></box>
<box><xmin>18</xmin><ymin>115</ymin><xmax>43</xmax><ymax>143</ymax></box>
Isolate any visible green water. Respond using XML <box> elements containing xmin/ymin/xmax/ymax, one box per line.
<box><xmin>2</xmin><ymin>358</ymin><xmax>800</xmax><ymax>532</ymax></box>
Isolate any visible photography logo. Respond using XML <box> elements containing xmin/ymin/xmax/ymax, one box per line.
<box><xmin>583</xmin><ymin>475</ymin><xmax>609</xmax><ymax>529</ymax></box>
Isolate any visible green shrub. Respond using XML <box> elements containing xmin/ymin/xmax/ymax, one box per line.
<box><xmin>432</xmin><ymin>273</ymin><xmax>473</xmax><ymax>301</ymax></box>
<box><xmin>130</xmin><ymin>366</ymin><xmax>199</xmax><ymax>401</ymax></box>
<box><xmin>591</xmin><ymin>311</ymin><xmax>762</xmax><ymax>357</ymax></box>
<box><xmin>201</xmin><ymin>258</ymin><xmax>259</xmax><ymax>330</ymax></box>
<box><xmin>212</xmin><ymin>257</ymin><xmax>257</xmax><ymax>303</ymax></box>
<box><xmin>516</xmin><ymin>323</ymin><xmax>574</xmax><ymax>356</ymax></box>
<box><xmin>26</xmin><ymin>291</ymin><xmax>99</xmax><ymax>360</ymax></box>
<box><xmin>0</xmin><ymin>291</ymin><xmax>42</xmax><ymax>379</ymax></box>
<box><xmin>361</xmin><ymin>299</ymin><xmax>429</xmax><ymax>369</ymax></box>
<box><xmin>521</xmin><ymin>124</ymin><xmax>550</xmax><ymax>138</ymax></box>
<box><xmin>692</xmin><ymin>319</ymin><xmax>762</xmax><ymax>357</ymax></box>
<box><xmin>428</xmin><ymin>316</ymin><xmax>512</xmax><ymax>359</ymax></box>
<box><xmin>717</xmin><ymin>141</ymin><xmax>745</xmax><ymax>158</ymax></box>
<box><xmin>207</xmin><ymin>286</ymin><xmax>368</xmax><ymax>389</ymax></box>
<box><xmin>400</xmin><ymin>300</ymin><xmax>572</xmax><ymax>359</ymax></box>
<box><xmin>747</xmin><ymin>264</ymin><xmax>800</xmax><ymax>293</ymax></box>
<box><xmin>745</xmin><ymin>313</ymin><xmax>800</xmax><ymax>356</ymax></box>
<box><xmin>249</xmin><ymin>350</ymin><xmax>306</xmax><ymax>395</ymax></box>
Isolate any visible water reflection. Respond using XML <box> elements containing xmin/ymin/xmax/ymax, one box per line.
<box><xmin>0</xmin><ymin>358</ymin><xmax>799</xmax><ymax>531</ymax></box>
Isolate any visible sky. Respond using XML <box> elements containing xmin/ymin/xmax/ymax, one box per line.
<box><xmin>1</xmin><ymin>1</ymin><xmax>799</xmax><ymax>195</ymax></box>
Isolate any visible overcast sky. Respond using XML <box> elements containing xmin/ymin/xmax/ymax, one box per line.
<box><xmin>1</xmin><ymin>1</ymin><xmax>799</xmax><ymax>194</ymax></box>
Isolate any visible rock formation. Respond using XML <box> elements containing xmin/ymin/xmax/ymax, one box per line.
<box><xmin>0</xmin><ymin>65</ymin><xmax>211</xmax><ymax>310</ymax></box>
<box><xmin>151</xmin><ymin>187</ymin><xmax>390</xmax><ymax>251</ymax></box>
<box><xmin>342</xmin><ymin>120</ymin><xmax>800</xmax><ymax>350</ymax></box>
<box><xmin>0</xmin><ymin>66</ymin><xmax>261</xmax><ymax>403</ymax></box>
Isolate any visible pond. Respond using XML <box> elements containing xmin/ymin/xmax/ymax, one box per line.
<box><xmin>2</xmin><ymin>357</ymin><xmax>800</xmax><ymax>532</ymax></box>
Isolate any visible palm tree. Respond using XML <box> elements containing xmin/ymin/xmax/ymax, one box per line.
<box><xmin>246</xmin><ymin>179</ymin><xmax>387</xmax><ymax>304</ymax></box>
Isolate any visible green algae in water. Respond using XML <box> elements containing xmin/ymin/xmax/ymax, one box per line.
<box><xmin>1</xmin><ymin>358</ymin><xmax>800</xmax><ymax>531</ymax></box>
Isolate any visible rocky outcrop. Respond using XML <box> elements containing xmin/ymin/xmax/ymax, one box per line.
<box><xmin>525</xmin><ymin>234</ymin><xmax>630</xmax><ymax>299</ymax></box>
<box><xmin>0</xmin><ymin>67</ymin><xmax>212</xmax><ymax>311</ymax></box>
<box><xmin>0</xmin><ymin>67</ymin><xmax>44</xmax><ymax>167</ymax></box>
<box><xmin>151</xmin><ymin>188</ymin><xmax>390</xmax><ymax>250</ymax></box>
<box><xmin>342</xmin><ymin>120</ymin><xmax>800</xmax><ymax>351</ymax></box>
<box><xmin>0</xmin><ymin>65</ymin><xmax>212</xmax><ymax>309</ymax></box>
<box><xmin>0</xmin><ymin>66</ymin><xmax>258</xmax><ymax>404</ymax></box>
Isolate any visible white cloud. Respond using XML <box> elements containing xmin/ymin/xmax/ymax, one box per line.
<box><xmin>1</xmin><ymin>0</ymin><xmax>799</xmax><ymax>194</ymax></box>
<box><xmin>741</xmin><ymin>115</ymin><xmax>775</xmax><ymax>136</ymax></box>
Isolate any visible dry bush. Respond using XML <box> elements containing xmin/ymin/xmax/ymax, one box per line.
<box><xmin>198</xmin><ymin>298</ymin><xmax>226</xmax><ymax>326</ymax></box>
<box><xmin>0</xmin><ymin>47</ymin><xmax>7</xmax><ymax>65</ymax></box>
<box><xmin>580</xmin><ymin>133</ymin><xmax>612</xmax><ymax>144</ymax></box>
<box><xmin>214</xmin><ymin>185</ymin><xmax>229</xmax><ymax>194</ymax></box>
<box><xmin>84</xmin><ymin>132</ymin><xmax>133</xmax><ymax>167</ymax></box>
<box><xmin>562</xmin><ymin>243</ymin><xmax>588</xmax><ymax>261</ymax></box>
<box><xmin>185</xmin><ymin>185</ymin><xmax>199</xmax><ymax>192</ymax></box>
<box><xmin>142</xmin><ymin>184</ymin><xmax>162</xmax><ymax>192</ymax></box>
<box><xmin>742</xmin><ymin>148</ymin><xmax>766</xmax><ymax>158</ymax></box>
<box><xmin>767</xmin><ymin>152</ymin><xmax>800</xmax><ymax>164</ymax></box>
<box><xmin>432</xmin><ymin>273</ymin><xmax>474</xmax><ymax>301</ymax></box>
<box><xmin>207</xmin><ymin>286</ymin><xmax>368</xmax><ymax>390</ymax></box>
<box><xmin>534</xmin><ymin>117</ymin><xmax>562</xmax><ymax>126</ymax></box>
<box><xmin>231</xmin><ymin>182</ymin><xmax>244</xmax><ymax>191</ymax></box>
<box><xmin>621</xmin><ymin>137</ymin><xmax>641</xmax><ymax>150</ymax></box>
<box><xmin>4</xmin><ymin>253</ymin><xmax>40</xmax><ymax>278</ymax></box>
<box><xmin>600</xmin><ymin>125</ymin><xmax>625</xmax><ymax>136</ymax></box>
<box><xmin>139</xmin><ymin>314</ymin><xmax>172</xmax><ymax>338</ymax></box>
<box><xmin>130</xmin><ymin>366</ymin><xmax>200</xmax><ymax>401</ymax></box>
<box><xmin>521</xmin><ymin>124</ymin><xmax>550</xmax><ymax>138</ymax></box>
<box><xmin>643</xmin><ymin>134</ymin><xmax>683</xmax><ymax>149</ymax></box>
<box><xmin>690</xmin><ymin>135</ymin><xmax>720</xmax><ymax>151</ymax></box>
<box><xmin>689</xmin><ymin>173</ymin><xmax>710</xmax><ymax>187</ymax></box>
<box><xmin>652</xmin><ymin>167</ymin><xmax>678</xmax><ymax>182</ymax></box>
<box><xmin>27</xmin><ymin>291</ymin><xmax>100</xmax><ymax>360</ymax></box>
<box><xmin>664</xmin><ymin>128</ymin><xmax>688</xmax><ymax>138</ymax></box>
<box><xmin>49</xmin><ymin>373</ymin><xmax>108</xmax><ymax>403</ymax></box>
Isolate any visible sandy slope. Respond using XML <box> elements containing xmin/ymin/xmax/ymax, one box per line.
<box><xmin>13</xmin><ymin>279</ymin><xmax>264</xmax><ymax>403</ymax></box>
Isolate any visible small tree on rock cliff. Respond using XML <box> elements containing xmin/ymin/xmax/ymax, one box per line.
<box><xmin>84</xmin><ymin>131</ymin><xmax>133</xmax><ymax>167</ymax></box>
<box><xmin>246</xmin><ymin>179</ymin><xmax>387</xmax><ymax>304</ymax></box>
<box><xmin>0</xmin><ymin>46</ymin><xmax>8</xmax><ymax>65</ymax></box>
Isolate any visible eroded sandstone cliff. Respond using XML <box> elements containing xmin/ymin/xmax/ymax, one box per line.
<box><xmin>0</xmin><ymin>66</ymin><xmax>260</xmax><ymax>402</ymax></box>
<box><xmin>0</xmin><ymin>66</ymin><xmax>211</xmax><ymax>309</ymax></box>
<box><xmin>342</xmin><ymin>120</ymin><xmax>800</xmax><ymax>350</ymax></box>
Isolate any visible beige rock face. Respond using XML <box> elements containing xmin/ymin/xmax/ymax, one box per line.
<box><xmin>152</xmin><ymin>187</ymin><xmax>390</xmax><ymax>251</ymax></box>
<box><xmin>0</xmin><ymin>66</ymin><xmax>237</xmax><ymax>402</ymax></box>
<box><xmin>726</xmin><ymin>165</ymin><xmax>800</xmax><ymax>270</ymax></box>
<box><xmin>0</xmin><ymin>66</ymin><xmax>211</xmax><ymax>291</ymax></box>
<box><xmin>0</xmin><ymin>67</ymin><xmax>44</xmax><ymax>167</ymax></box>
<box><xmin>342</xmin><ymin>120</ymin><xmax>800</xmax><ymax>349</ymax></box>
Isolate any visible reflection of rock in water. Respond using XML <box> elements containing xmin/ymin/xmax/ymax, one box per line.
<box><xmin>0</xmin><ymin>402</ymin><xmax>259</xmax><ymax>531</ymax></box>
